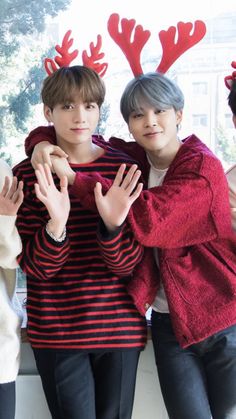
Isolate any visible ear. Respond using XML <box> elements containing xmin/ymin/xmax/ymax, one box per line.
<box><xmin>44</xmin><ymin>105</ymin><xmax>52</xmax><ymax>122</ymax></box>
<box><xmin>176</xmin><ymin>109</ymin><xmax>183</xmax><ymax>125</ymax></box>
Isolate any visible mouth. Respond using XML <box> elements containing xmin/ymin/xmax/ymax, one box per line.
<box><xmin>144</xmin><ymin>131</ymin><xmax>162</xmax><ymax>137</ymax></box>
<box><xmin>71</xmin><ymin>128</ymin><xmax>88</xmax><ymax>132</ymax></box>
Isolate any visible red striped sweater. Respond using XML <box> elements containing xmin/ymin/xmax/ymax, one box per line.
<box><xmin>13</xmin><ymin>146</ymin><xmax>147</xmax><ymax>350</ymax></box>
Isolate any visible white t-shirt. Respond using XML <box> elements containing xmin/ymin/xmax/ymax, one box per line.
<box><xmin>147</xmin><ymin>157</ymin><xmax>169</xmax><ymax>313</ymax></box>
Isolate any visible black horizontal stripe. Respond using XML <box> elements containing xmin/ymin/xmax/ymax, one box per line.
<box><xmin>13</xmin><ymin>149</ymin><xmax>147</xmax><ymax>350</ymax></box>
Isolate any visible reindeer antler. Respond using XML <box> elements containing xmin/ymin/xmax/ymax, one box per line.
<box><xmin>107</xmin><ymin>13</ymin><xmax>151</xmax><ymax>76</ymax></box>
<box><xmin>44</xmin><ymin>30</ymin><xmax>108</xmax><ymax>77</ymax></box>
<box><xmin>157</xmin><ymin>21</ymin><xmax>206</xmax><ymax>73</ymax></box>
<box><xmin>44</xmin><ymin>30</ymin><xmax>78</xmax><ymax>75</ymax></box>
<box><xmin>225</xmin><ymin>61</ymin><xmax>236</xmax><ymax>90</ymax></box>
<box><xmin>82</xmin><ymin>35</ymin><xmax>108</xmax><ymax>77</ymax></box>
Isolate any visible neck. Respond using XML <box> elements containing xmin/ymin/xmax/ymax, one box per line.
<box><xmin>147</xmin><ymin>138</ymin><xmax>182</xmax><ymax>169</ymax></box>
<box><xmin>57</xmin><ymin>139</ymin><xmax>104</xmax><ymax>164</ymax></box>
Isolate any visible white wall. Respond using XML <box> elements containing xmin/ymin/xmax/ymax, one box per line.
<box><xmin>132</xmin><ymin>340</ymin><xmax>169</xmax><ymax>419</ymax></box>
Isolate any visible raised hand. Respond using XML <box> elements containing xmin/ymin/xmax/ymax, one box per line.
<box><xmin>51</xmin><ymin>155</ymin><xmax>76</xmax><ymax>185</ymax></box>
<box><xmin>0</xmin><ymin>176</ymin><xmax>24</xmax><ymax>216</ymax></box>
<box><xmin>34</xmin><ymin>163</ymin><xmax>70</xmax><ymax>239</ymax></box>
<box><xmin>31</xmin><ymin>141</ymin><xmax>68</xmax><ymax>170</ymax></box>
<box><xmin>94</xmin><ymin>163</ymin><xmax>143</xmax><ymax>231</ymax></box>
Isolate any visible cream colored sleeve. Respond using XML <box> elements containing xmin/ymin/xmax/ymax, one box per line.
<box><xmin>0</xmin><ymin>159</ymin><xmax>22</xmax><ymax>268</ymax></box>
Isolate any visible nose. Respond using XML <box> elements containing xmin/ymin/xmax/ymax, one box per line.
<box><xmin>72</xmin><ymin>106</ymin><xmax>86</xmax><ymax>123</ymax></box>
<box><xmin>144</xmin><ymin>113</ymin><xmax>157</xmax><ymax>127</ymax></box>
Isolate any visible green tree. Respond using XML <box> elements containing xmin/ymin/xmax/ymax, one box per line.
<box><xmin>0</xmin><ymin>0</ymin><xmax>71</xmax><ymax>163</ymax></box>
<box><xmin>215</xmin><ymin>125</ymin><xmax>236</xmax><ymax>168</ymax></box>
<box><xmin>96</xmin><ymin>102</ymin><xmax>110</xmax><ymax>136</ymax></box>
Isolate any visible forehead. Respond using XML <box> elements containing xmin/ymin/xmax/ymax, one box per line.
<box><xmin>60</xmin><ymin>89</ymin><xmax>95</xmax><ymax>104</ymax></box>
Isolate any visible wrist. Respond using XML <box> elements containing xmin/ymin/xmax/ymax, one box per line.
<box><xmin>46</xmin><ymin>219</ymin><xmax>67</xmax><ymax>241</ymax></box>
<box><xmin>103</xmin><ymin>221</ymin><xmax>120</xmax><ymax>232</ymax></box>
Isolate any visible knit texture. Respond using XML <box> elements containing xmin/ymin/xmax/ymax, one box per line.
<box><xmin>13</xmin><ymin>148</ymin><xmax>147</xmax><ymax>350</ymax></box>
<box><xmin>25</xmin><ymin>128</ymin><xmax>236</xmax><ymax>348</ymax></box>
<box><xmin>0</xmin><ymin>160</ymin><xmax>23</xmax><ymax>383</ymax></box>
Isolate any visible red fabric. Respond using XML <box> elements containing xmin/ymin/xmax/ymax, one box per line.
<box><xmin>13</xmin><ymin>148</ymin><xmax>147</xmax><ymax>350</ymax></box>
<box><xmin>25</xmin><ymin>128</ymin><xmax>236</xmax><ymax>348</ymax></box>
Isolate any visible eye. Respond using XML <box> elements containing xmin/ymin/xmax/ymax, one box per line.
<box><xmin>62</xmin><ymin>103</ymin><xmax>74</xmax><ymax>111</ymax></box>
<box><xmin>155</xmin><ymin>109</ymin><xmax>165</xmax><ymax>114</ymax></box>
<box><xmin>86</xmin><ymin>102</ymin><xmax>97</xmax><ymax>109</ymax></box>
<box><xmin>132</xmin><ymin>112</ymin><xmax>143</xmax><ymax>119</ymax></box>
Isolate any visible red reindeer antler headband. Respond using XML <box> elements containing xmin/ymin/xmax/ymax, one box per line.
<box><xmin>224</xmin><ymin>61</ymin><xmax>236</xmax><ymax>90</ymax></box>
<box><xmin>108</xmin><ymin>14</ymin><xmax>206</xmax><ymax>76</ymax></box>
<box><xmin>44</xmin><ymin>14</ymin><xmax>206</xmax><ymax>77</ymax></box>
<box><xmin>44</xmin><ymin>30</ymin><xmax>108</xmax><ymax>77</ymax></box>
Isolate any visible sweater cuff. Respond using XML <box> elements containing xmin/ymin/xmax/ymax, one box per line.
<box><xmin>0</xmin><ymin>215</ymin><xmax>17</xmax><ymax>236</ymax></box>
<box><xmin>97</xmin><ymin>219</ymin><xmax>125</xmax><ymax>241</ymax></box>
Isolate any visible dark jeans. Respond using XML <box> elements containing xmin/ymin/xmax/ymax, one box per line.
<box><xmin>151</xmin><ymin>311</ymin><xmax>236</xmax><ymax>419</ymax></box>
<box><xmin>0</xmin><ymin>382</ymin><xmax>15</xmax><ymax>419</ymax></box>
<box><xmin>33</xmin><ymin>349</ymin><xmax>140</xmax><ymax>419</ymax></box>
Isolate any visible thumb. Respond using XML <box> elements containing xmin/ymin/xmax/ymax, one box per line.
<box><xmin>60</xmin><ymin>175</ymin><xmax>68</xmax><ymax>192</ymax></box>
<box><xmin>94</xmin><ymin>182</ymin><xmax>103</xmax><ymax>202</ymax></box>
<box><xmin>54</xmin><ymin>146</ymin><xmax>68</xmax><ymax>158</ymax></box>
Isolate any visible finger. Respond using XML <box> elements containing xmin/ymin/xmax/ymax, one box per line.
<box><xmin>9</xmin><ymin>179</ymin><xmax>24</xmax><ymax>203</ymax></box>
<box><xmin>31</xmin><ymin>154</ymin><xmax>42</xmax><ymax>170</ymax></box>
<box><xmin>31</xmin><ymin>157</ymin><xmax>38</xmax><ymax>170</ymax></box>
<box><xmin>59</xmin><ymin>175</ymin><xmax>68</xmax><ymax>192</ymax></box>
<box><xmin>7</xmin><ymin>177</ymin><xmax>18</xmax><ymax>199</ymax></box>
<box><xmin>129</xmin><ymin>183</ymin><xmax>143</xmax><ymax>203</ymax></box>
<box><xmin>43</xmin><ymin>163</ymin><xmax>55</xmax><ymax>186</ymax></box>
<box><xmin>0</xmin><ymin>176</ymin><xmax>11</xmax><ymax>197</ymax></box>
<box><xmin>112</xmin><ymin>164</ymin><xmax>127</xmax><ymax>187</ymax></box>
<box><xmin>125</xmin><ymin>170</ymin><xmax>142</xmax><ymax>195</ymax></box>
<box><xmin>12</xmin><ymin>188</ymin><xmax>24</xmax><ymax>207</ymax></box>
<box><xmin>34</xmin><ymin>183</ymin><xmax>46</xmax><ymax>203</ymax></box>
<box><xmin>94</xmin><ymin>182</ymin><xmax>103</xmax><ymax>202</ymax></box>
<box><xmin>53</xmin><ymin>146</ymin><xmax>68</xmax><ymax>158</ymax></box>
<box><xmin>121</xmin><ymin>164</ymin><xmax>139</xmax><ymax>189</ymax></box>
<box><xmin>18</xmin><ymin>180</ymin><xmax>24</xmax><ymax>192</ymax></box>
<box><xmin>42</xmin><ymin>150</ymin><xmax>53</xmax><ymax>169</ymax></box>
<box><xmin>35</xmin><ymin>165</ymin><xmax>49</xmax><ymax>194</ymax></box>
<box><xmin>36</xmin><ymin>163</ymin><xmax>53</xmax><ymax>188</ymax></box>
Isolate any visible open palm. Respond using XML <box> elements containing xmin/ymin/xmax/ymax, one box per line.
<box><xmin>0</xmin><ymin>176</ymin><xmax>23</xmax><ymax>216</ymax></box>
<box><xmin>94</xmin><ymin>164</ymin><xmax>143</xmax><ymax>231</ymax></box>
<box><xmin>34</xmin><ymin>163</ymin><xmax>70</xmax><ymax>227</ymax></box>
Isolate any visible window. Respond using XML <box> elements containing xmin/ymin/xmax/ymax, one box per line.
<box><xmin>192</xmin><ymin>82</ymin><xmax>208</xmax><ymax>95</ymax></box>
<box><xmin>192</xmin><ymin>114</ymin><xmax>208</xmax><ymax>127</ymax></box>
<box><xmin>225</xmin><ymin>113</ymin><xmax>234</xmax><ymax>129</ymax></box>
<box><xmin>1</xmin><ymin>0</ymin><xmax>236</xmax><ymax>169</ymax></box>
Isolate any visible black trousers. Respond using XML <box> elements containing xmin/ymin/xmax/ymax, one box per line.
<box><xmin>33</xmin><ymin>349</ymin><xmax>140</xmax><ymax>419</ymax></box>
<box><xmin>0</xmin><ymin>382</ymin><xmax>15</xmax><ymax>419</ymax></box>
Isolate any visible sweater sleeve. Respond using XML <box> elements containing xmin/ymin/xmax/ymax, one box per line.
<box><xmin>13</xmin><ymin>165</ymin><xmax>70</xmax><ymax>280</ymax></box>
<box><xmin>0</xmin><ymin>216</ymin><xmax>22</xmax><ymax>269</ymax></box>
<box><xmin>69</xmin><ymin>171</ymin><xmax>112</xmax><ymax>211</ymax></box>
<box><xmin>70</xmin><ymin>154</ymin><xmax>232</xmax><ymax>248</ymax></box>
<box><xmin>97</xmin><ymin>220</ymin><xmax>144</xmax><ymax>277</ymax></box>
<box><xmin>25</xmin><ymin>126</ymin><xmax>57</xmax><ymax>157</ymax></box>
<box><xmin>128</xmin><ymin>155</ymin><xmax>232</xmax><ymax>248</ymax></box>
<box><xmin>0</xmin><ymin>160</ymin><xmax>22</xmax><ymax>268</ymax></box>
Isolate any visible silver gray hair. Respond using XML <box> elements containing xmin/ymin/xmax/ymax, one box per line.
<box><xmin>120</xmin><ymin>72</ymin><xmax>184</xmax><ymax>123</ymax></box>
